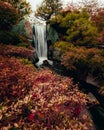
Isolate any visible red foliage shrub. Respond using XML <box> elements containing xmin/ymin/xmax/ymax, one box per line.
<box><xmin>23</xmin><ymin>69</ymin><xmax>94</xmax><ymax>129</ymax></box>
<box><xmin>0</xmin><ymin>69</ymin><xmax>96</xmax><ymax>129</ymax></box>
<box><xmin>0</xmin><ymin>55</ymin><xmax>35</xmax><ymax>102</ymax></box>
<box><xmin>0</xmin><ymin>44</ymin><xmax>35</xmax><ymax>61</ymax></box>
<box><xmin>62</xmin><ymin>46</ymin><xmax>104</xmax><ymax>80</ymax></box>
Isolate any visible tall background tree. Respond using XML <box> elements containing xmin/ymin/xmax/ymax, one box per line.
<box><xmin>79</xmin><ymin>0</ymin><xmax>99</xmax><ymax>15</ymax></box>
<box><xmin>35</xmin><ymin>0</ymin><xmax>63</xmax><ymax>21</ymax></box>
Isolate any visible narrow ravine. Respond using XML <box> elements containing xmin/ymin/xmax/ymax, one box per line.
<box><xmin>33</xmin><ymin>17</ymin><xmax>104</xmax><ymax>130</ymax></box>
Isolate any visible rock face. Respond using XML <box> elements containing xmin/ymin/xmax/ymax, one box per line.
<box><xmin>46</xmin><ymin>24</ymin><xmax>59</xmax><ymax>60</ymax></box>
<box><xmin>86</xmin><ymin>74</ymin><xmax>100</xmax><ymax>87</ymax></box>
<box><xmin>12</xmin><ymin>20</ymin><xmax>33</xmax><ymax>39</ymax></box>
<box><xmin>46</xmin><ymin>24</ymin><xmax>59</xmax><ymax>44</ymax></box>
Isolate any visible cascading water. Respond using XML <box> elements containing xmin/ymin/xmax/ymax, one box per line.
<box><xmin>33</xmin><ymin>21</ymin><xmax>52</xmax><ymax>66</ymax></box>
<box><xmin>34</xmin><ymin>24</ymin><xmax>47</xmax><ymax>58</ymax></box>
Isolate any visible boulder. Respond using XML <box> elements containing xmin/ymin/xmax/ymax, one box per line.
<box><xmin>12</xmin><ymin>20</ymin><xmax>33</xmax><ymax>39</ymax></box>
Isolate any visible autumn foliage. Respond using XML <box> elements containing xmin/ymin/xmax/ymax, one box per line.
<box><xmin>61</xmin><ymin>45</ymin><xmax>104</xmax><ymax>82</ymax></box>
<box><xmin>0</xmin><ymin>1</ymin><xmax>102</xmax><ymax>129</ymax></box>
<box><xmin>0</xmin><ymin>44</ymin><xmax>35</xmax><ymax>101</ymax></box>
<box><xmin>0</xmin><ymin>44</ymin><xmax>35</xmax><ymax>61</ymax></box>
<box><xmin>0</xmin><ymin>68</ymin><xmax>95</xmax><ymax>129</ymax></box>
<box><xmin>0</xmin><ymin>42</ymin><xmax>97</xmax><ymax>129</ymax></box>
<box><xmin>0</xmin><ymin>55</ymin><xmax>35</xmax><ymax>102</ymax></box>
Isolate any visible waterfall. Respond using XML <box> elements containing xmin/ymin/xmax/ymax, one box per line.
<box><xmin>33</xmin><ymin>22</ymin><xmax>52</xmax><ymax>66</ymax></box>
<box><xmin>34</xmin><ymin>24</ymin><xmax>47</xmax><ymax>58</ymax></box>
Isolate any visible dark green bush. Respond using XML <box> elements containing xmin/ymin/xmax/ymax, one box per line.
<box><xmin>0</xmin><ymin>1</ymin><xmax>19</xmax><ymax>30</ymax></box>
<box><xmin>0</xmin><ymin>31</ymin><xmax>22</xmax><ymax>45</ymax></box>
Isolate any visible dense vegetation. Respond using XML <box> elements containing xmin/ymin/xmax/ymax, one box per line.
<box><xmin>0</xmin><ymin>1</ymin><xmax>32</xmax><ymax>45</ymax></box>
<box><xmin>50</xmin><ymin>10</ymin><xmax>98</xmax><ymax>47</ymax></box>
<box><xmin>0</xmin><ymin>0</ymin><xmax>104</xmax><ymax>129</ymax></box>
<box><xmin>48</xmin><ymin>1</ymin><xmax>104</xmax><ymax>93</ymax></box>
<box><xmin>52</xmin><ymin>41</ymin><xmax>104</xmax><ymax>83</ymax></box>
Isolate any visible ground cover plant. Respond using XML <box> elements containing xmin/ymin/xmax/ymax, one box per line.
<box><xmin>0</xmin><ymin>55</ymin><xmax>35</xmax><ymax>103</ymax></box>
<box><xmin>0</xmin><ymin>44</ymin><xmax>36</xmax><ymax>103</ymax></box>
<box><xmin>0</xmin><ymin>67</ymin><xmax>96</xmax><ymax>129</ymax></box>
<box><xmin>0</xmin><ymin>44</ymin><xmax>97</xmax><ymax>129</ymax></box>
<box><xmin>52</xmin><ymin>40</ymin><xmax>104</xmax><ymax>91</ymax></box>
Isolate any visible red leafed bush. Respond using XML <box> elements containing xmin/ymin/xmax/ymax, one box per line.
<box><xmin>0</xmin><ymin>69</ymin><xmax>96</xmax><ymax>129</ymax></box>
<box><xmin>23</xmin><ymin>69</ymin><xmax>94</xmax><ymax>129</ymax></box>
<box><xmin>0</xmin><ymin>44</ymin><xmax>35</xmax><ymax>61</ymax></box>
<box><xmin>0</xmin><ymin>55</ymin><xmax>35</xmax><ymax>103</ymax></box>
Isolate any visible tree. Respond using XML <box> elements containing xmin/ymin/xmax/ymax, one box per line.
<box><xmin>50</xmin><ymin>9</ymin><xmax>98</xmax><ymax>47</ymax></box>
<box><xmin>35</xmin><ymin>0</ymin><xmax>62</xmax><ymax>21</ymax></box>
<box><xmin>92</xmin><ymin>8</ymin><xmax>104</xmax><ymax>44</ymax></box>
<box><xmin>0</xmin><ymin>1</ymin><xmax>19</xmax><ymax>30</ymax></box>
<box><xmin>80</xmin><ymin>0</ymin><xmax>99</xmax><ymax>16</ymax></box>
<box><xmin>0</xmin><ymin>0</ymin><xmax>32</xmax><ymax>20</ymax></box>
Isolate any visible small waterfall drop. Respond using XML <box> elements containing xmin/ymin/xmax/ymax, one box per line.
<box><xmin>33</xmin><ymin>21</ymin><xmax>52</xmax><ymax>66</ymax></box>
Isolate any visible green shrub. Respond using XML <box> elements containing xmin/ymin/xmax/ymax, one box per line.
<box><xmin>53</xmin><ymin>41</ymin><xmax>74</xmax><ymax>53</ymax></box>
<box><xmin>52</xmin><ymin>41</ymin><xmax>74</xmax><ymax>60</ymax></box>
<box><xmin>20</xmin><ymin>58</ymin><xmax>33</xmax><ymax>65</ymax></box>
